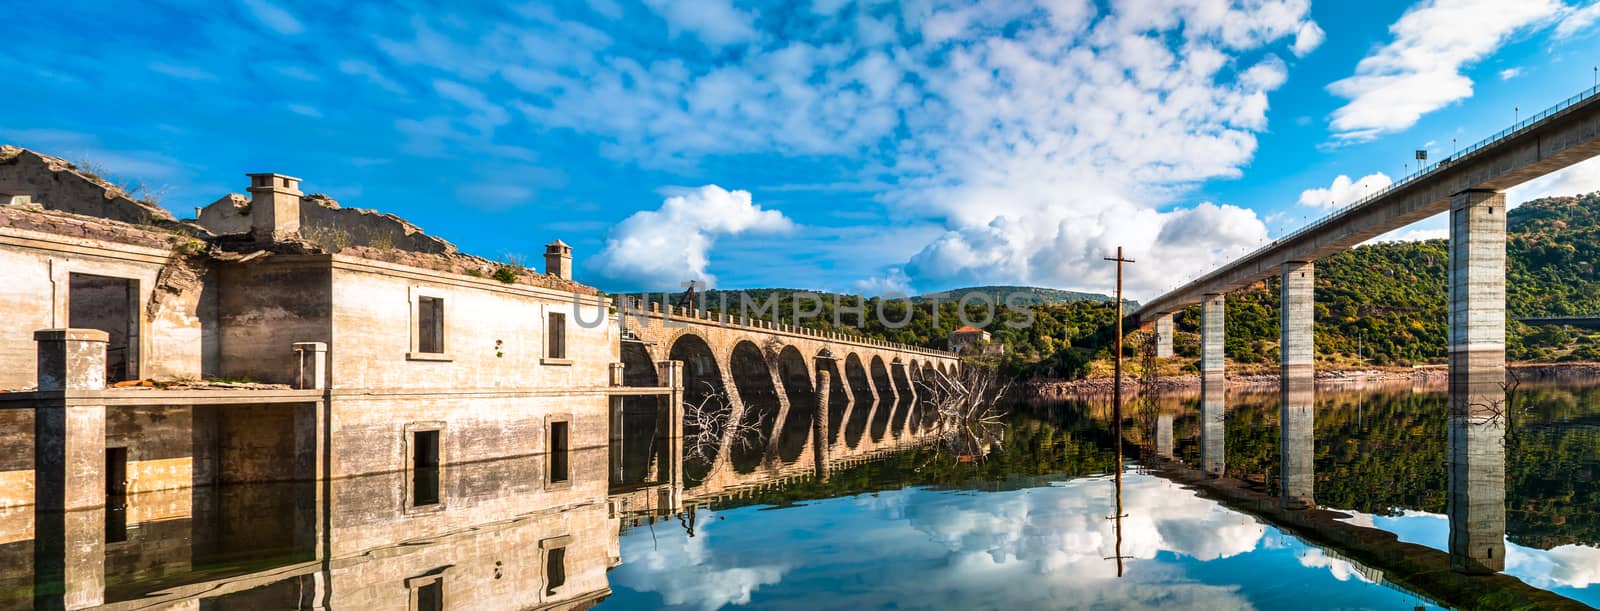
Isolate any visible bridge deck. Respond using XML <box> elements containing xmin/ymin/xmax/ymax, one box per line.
<box><xmin>1136</xmin><ymin>84</ymin><xmax>1600</xmax><ymax>320</ymax></box>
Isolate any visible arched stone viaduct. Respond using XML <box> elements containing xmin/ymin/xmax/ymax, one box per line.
<box><xmin>616</xmin><ymin>305</ymin><xmax>961</xmax><ymax>494</ymax></box>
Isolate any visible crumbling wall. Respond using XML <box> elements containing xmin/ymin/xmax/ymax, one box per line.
<box><xmin>197</xmin><ymin>192</ymin><xmax>458</xmax><ymax>254</ymax></box>
<box><xmin>0</xmin><ymin>146</ymin><xmax>174</xmax><ymax>225</ymax></box>
<box><xmin>218</xmin><ymin>257</ymin><xmax>332</xmax><ymax>385</ymax></box>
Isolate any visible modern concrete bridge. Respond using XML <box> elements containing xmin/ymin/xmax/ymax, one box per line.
<box><xmin>610</xmin><ymin>302</ymin><xmax>960</xmax><ymax>495</ymax></box>
<box><xmin>1132</xmin><ymin>85</ymin><xmax>1600</xmax><ymax>574</ymax></box>
<box><xmin>1137</xmin><ymin>84</ymin><xmax>1600</xmax><ymax>384</ymax></box>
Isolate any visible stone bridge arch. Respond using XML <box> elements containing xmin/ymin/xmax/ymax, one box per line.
<box><xmin>842</xmin><ymin>352</ymin><xmax>874</xmax><ymax>448</ymax></box>
<box><xmin>670</xmin><ymin>333</ymin><xmax>724</xmax><ymax>486</ymax></box>
<box><xmin>616</xmin><ymin>341</ymin><xmax>663</xmax><ymax>485</ymax></box>
<box><xmin>727</xmin><ymin>340</ymin><xmax>781</xmax><ymax>474</ymax></box>
<box><xmin>774</xmin><ymin>345</ymin><xmax>818</xmax><ymax>463</ymax></box>
<box><xmin>889</xmin><ymin>358</ymin><xmax>916</xmax><ymax>436</ymax></box>
<box><xmin>869</xmin><ymin>355</ymin><xmax>896</xmax><ymax>442</ymax></box>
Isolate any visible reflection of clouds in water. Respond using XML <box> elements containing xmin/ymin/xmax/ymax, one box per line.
<box><xmin>1338</xmin><ymin>507</ymin><xmax>1600</xmax><ymax>591</ymax></box>
<box><xmin>1297</xmin><ymin>548</ymin><xmax>1375</xmax><ymax>583</ymax></box>
<box><xmin>1507</xmin><ymin>544</ymin><xmax>1600</xmax><ymax>590</ymax></box>
<box><xmin>616</xmin><ymin>513</ymin><xmax>788</xmax><ymax>611</ymax></box>
<box><xmin>906</xmin><ymin>475</ymin><xmax>1265</xmax><ymax>578</ymax></box>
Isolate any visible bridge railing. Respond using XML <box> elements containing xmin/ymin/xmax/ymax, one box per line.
<box><xmin>1154</xmin><ymin>83</ymin><xmax>1600</xmax><ymax>309</ymax></box>
<box><xmin>628</xmin><ymin>300</ymin><xmax>958</xmax><ymax>359</ymax></box>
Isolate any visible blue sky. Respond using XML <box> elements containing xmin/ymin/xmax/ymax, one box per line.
<box><xmin>3</xmin><ymin>0</ymin><xmax>1600</xmax><ymax>299</ymax></box>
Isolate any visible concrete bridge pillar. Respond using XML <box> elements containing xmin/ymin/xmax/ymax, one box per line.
<box><xmin>1280</xmin><ymin>261</ymin><xmax>1314</xmax><ymax>378</ymax></box>
<box><xmin>1446</xmin><ymin>189</ymin><xmax>1506</xmax><ymax>574</ymax></box>
<box><xmin>1279</xmin><ymin>373</ymin><xmax>1315</xmax><ymax>509</ymax></box>
<box><xmin>1200</xmin><ymin>375</ymin><xmax>1225</xmax><ymax>479</ymax></box>
<box><xmin>1200</xmin><ymin>293</ymin><xmax>1226</xmax><ymax>377</ymax></box>
<box><xmin>1154</xmin><ymin>313</ymin><xmax>1174</xmax><ymax>359</ymax></box>
<box><xmin>33</xmin><ymin>328</ymin><xmax>109</xmax><ymax>611</ymax></box>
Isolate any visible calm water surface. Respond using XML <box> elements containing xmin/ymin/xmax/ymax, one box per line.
<box><xmin>8</xmin><ymin>380</ymin><xmax>1599</xmax><ymax>609</ymax></box>
<box><xmin>603</xmin><ymin>379</ymin><xmax>1600</xmax><ymax>610</ymax></box>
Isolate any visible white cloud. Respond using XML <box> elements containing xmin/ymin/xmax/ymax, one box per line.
<box><xmin>241</xmin><ymin>0</ymin><xmax>304</xmax><ymax>36</ymax></box>
<box><xmin>337</xmin><ymin>59</ymin><xmax>405</xmax><ymax>94</ymax></box>
<box><xmin>591</xmin><ymin>185</ymin><xmax>796</xmax><ymax>289</ymax></box>
<box><xmin>1364</xmin><ymin>226</ymin><xmax>1447</xmax><ymax>244</ymax></box>
<box><xmin>1499</xmin><ymin>67</ymin><xmax>1522</xmax><ymax>80</ymax></box>
<box><xmin>1291</xmin><ymin>21</ymin><xmax>1325</xmax><ymax>57</ymax></box>
<box><xmin>1555</xmin><ymin>1</ymin><xmax>1600</xmax><ymax>38</ymax></box>
<box><xmin>642</xmin><ymin>0</ymin><xmax>759</xmax><ymax>48</ymax></box>
<box><xmin>1507</xmin><ymin>156</ymin><xmax>1600</xmax><ymax>205</ymax></box>
<box><xmin>350</xmin><ymin>1</ymin><xmax>1320</xmax><ymax>298</ymax></box>
<box><xmin>1326</xmin><ymin>0</ymin><xmax>1563</xmax><ymax>142</ymax></box>
<box><xmin>286</xmin><ymin>103</ymin><xmax>322</xmax><ymax>118</ymax></box>
<box><xmin>1297</xmin><ymin>172</ymin><xmax>1394</xmax><ymax>209</ymax></box>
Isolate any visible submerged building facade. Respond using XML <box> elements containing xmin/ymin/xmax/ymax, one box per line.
<box><xmin>0</xmin><ymin>146</ymin><xmax>958</xmax><ymax>610</ymax></box>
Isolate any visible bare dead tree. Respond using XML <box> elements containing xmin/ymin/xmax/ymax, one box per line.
<box><xmin>683</xmin><ymin>381</ymin><xmax>764</xmax><ymax>464</ymax></box>
<box><xmin>916</xmin><ymin>365</ymin><xmax>1012</xmax><ymax>462</ymax></box>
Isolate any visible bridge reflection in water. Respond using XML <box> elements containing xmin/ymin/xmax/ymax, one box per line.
<box><xmin>1128</xmin><ymin>372</ymin><xmax>1600</xmax><ymax>610</ymax></box>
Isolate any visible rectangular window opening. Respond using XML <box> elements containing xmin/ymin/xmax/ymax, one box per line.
<box><xmin>417</xmin><ymin>296</ymin><xmax>445</xmax><ymax>354</ymax></box>
<box><xmin>546</xmin><ymin>312</ymin><xmax>567</xmax><ymax>359</ymax></box>
<box><xmin>68</xmin><ymin>273</ymin><xmax>137</xmax><ymax>382</ymax></box>
<box><xmin>545</xmin><ymin>547</ymin><xmax>566</xmax><ymax>596</ymax></box>
<box><xmin>415</xmin><ymin>579</ymin><xmax>443</xmax><ymax>611</ymax></box>
<box><xmin>549</xmin><ymin>421</ymin><xmax>570</xmax><ymax>484</ymax></box>
<box><xmin>105</xmin><ymin>447</ymin><xmax>128</xmax><ymax>543</ymax></box>
<box><xmin>413</xmin><ymin>430</ymin><xmax>440</xmax><ymax>507</ymax></box>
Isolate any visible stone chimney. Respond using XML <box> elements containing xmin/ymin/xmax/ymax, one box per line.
<box><xmin>545</xmin><ymin>239</ymin><xmax>572</xmax><ymax>280</ymax></box>
<box><xmin>246</xmin><ymin>173</ymin><xmax>303</xmax><ymax>242</ymax></box>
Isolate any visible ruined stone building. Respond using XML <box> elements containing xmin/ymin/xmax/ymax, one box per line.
<box><xmin>0</xmin><ymin>145</ymin><xmax>958</xmax><ymax>610</ymax></box>
<box><xmin>0</xmin><ymin>146</ymin><xmax>679</xmax><ymax>609</ymax></box>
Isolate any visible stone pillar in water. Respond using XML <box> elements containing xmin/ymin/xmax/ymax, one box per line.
<box><xmin>813</xmin><ymin>370</ymin><xmax>831</xmax><ymax>482</ymax></box>
<box><xmin>1447</xmin><ymin>190</ymin><xmax>1507</xmax><ymax>574</ymax></box>
<box><xmin>33</xmin><ymin>328</ymin><xmax>108</xmax><ymax>610</ymax></box>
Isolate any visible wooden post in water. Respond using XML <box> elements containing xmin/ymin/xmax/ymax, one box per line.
<box><xmin>1103</xmin><ymin>247</ymin><xmax>1135</xmax><ymax>577</ymax></box>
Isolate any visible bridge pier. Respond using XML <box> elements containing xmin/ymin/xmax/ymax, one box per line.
<box><xmin>1447</xmin><ymin>189</ymin><xmax>1507</xmax><ymax>574</ymax></box>
<box><xmin>1155</xmin><ymin>413</ymin><xmax>1174</xmax><ymax>459</ymax></box>
<box><xmin>1200</xmin><ymin>293</ymin><xmax>1225</xmax><ymax>378</ymax></box>
<box><xmin>1279</xmin><ymin>373</ymin><xmax>1314</xmax><ymax>509</ymax></box>
<box><xmin>1280</xmin><ymin>261</ymin><xmax>1314</xmax><ymax>378</ymax></box>
<box><xmin>813</xmin><ymin>370</ymin><xmax>831</xmax><ymax>481</ymax></box>
<box><xmin>1153</xmin><ymin>313</ymin><xmax>1174</xmax><ymax>358</ymax></box>
<box><xmin>1200</xmin><ymin>374</ymin><xmax>1225</xmax><ymax>478</ymax></box>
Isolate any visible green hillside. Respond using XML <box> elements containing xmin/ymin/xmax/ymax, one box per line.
<box><xmin>621</xmin><ymin>193</ymin><xmax>1600</xmax><ymax>379</ymax></box>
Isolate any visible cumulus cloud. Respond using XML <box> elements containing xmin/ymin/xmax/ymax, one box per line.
<box><xmin>1298</xmin><ymin>172</ymin><xmax>1394</xmax><ymax>209</ymax></box>
<box><xmin>344</xmin><ymin>1</ymin><xmax>1321</xmax><ymax>298</ymax></box>
<box><xmin>592</xmin><ymin>185</ymin><xmax>795</xmax><ymax>289</ymax></box>
<box><xmin>1291</xmin><ymin>21</ymin><xmax>1325</xmax><ymax>57</ymax></box>
<box><xmin>1506</xmin><ymin>156</ymin><xmax>1600</xmax><ymax>206</ymax></box>
<box><xmin>1326</xmin><ymin>0</ymin><xmax>1563</xmax><ymax>142</ymax></box>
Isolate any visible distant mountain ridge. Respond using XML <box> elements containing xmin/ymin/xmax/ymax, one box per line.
<box><xmin>914</xmin><ymin>285</ymin><xmax>1132</xmax><ymax>308</ymax></box>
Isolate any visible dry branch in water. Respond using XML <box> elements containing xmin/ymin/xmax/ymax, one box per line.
<box><xmin>916</xmin><ymin>365</ymin><xmax>1011</xmax><ymax>460</ymax></box>
<box><xmin>683</xmin><ymin>381</ymin><xmax>764</xmax><ymax>463</ymax></box>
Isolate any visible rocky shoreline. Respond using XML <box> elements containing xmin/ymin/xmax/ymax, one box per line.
<box><xmin>1024</xmin><ymin>362</ymin><xmax>1600</xmax><ymax>399</ymax></box>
